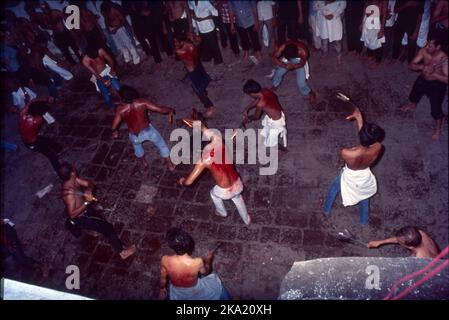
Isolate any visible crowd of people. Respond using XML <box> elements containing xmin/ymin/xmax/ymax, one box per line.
<box><xmin>1</xmin><ymin>0</ymin><xmax>447</xmax><ymax>300</ymax></box>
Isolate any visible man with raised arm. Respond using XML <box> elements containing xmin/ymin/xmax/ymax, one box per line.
<box><xmin>112</xmin><ymin>85</ymin><xmax>176</xmax><ymax>171</ymax></box>
<box><xmin>322</xmin><ymin>106</ymin><xmax>384</xmax><ymax>225</ymax></box>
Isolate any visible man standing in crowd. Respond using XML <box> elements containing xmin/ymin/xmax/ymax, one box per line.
<box><xmin>401</xmin><ymin>35</ymin><xmax>448</xmax><ymax>140</ymax></box>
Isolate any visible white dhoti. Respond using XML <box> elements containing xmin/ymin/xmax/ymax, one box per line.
<box><xmin>42</xmin><ymin>55</ymin><xmax>73</xmax><ymax>80</ymax></box>
<box><xmin>260</xmin><ymin>112</ymin><xmax>287</xmax><ymax>148</ymax></box>
<box><xmin>340</xmin><ymin>165</ymin><xmax>377</xmax><ymax>207</ymax></box>
<box><xmin>90</xmin><ymin>64</ymin><xmax>117</xmax><ymax>92</ymax></box>
<box><xmin>361</xmin><ymin>18</ymin><xmax>385</xmax><ymax>50</ymax></box>
<box><xmin>169</xmin><ymin>273</ymin><xmax>224</xmax><ymax>300</ymax></box>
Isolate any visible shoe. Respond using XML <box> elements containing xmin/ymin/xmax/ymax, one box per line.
<box><xmin>119</xmin><ymin>244</ymin><xmax>137</xmax><ymax>260</ymax></box>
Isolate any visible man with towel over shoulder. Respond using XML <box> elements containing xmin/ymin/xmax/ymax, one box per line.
<box><xmin>322</xmin><ymin>105</ymin><xmax>384</xmax><ymax>225</ymax></box>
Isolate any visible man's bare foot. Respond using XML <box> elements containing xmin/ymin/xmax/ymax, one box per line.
<box><xmin>308</xmin><ymin>91</ymin><xmax>317</xmax><ymax>106</ymax></box>
<box><xmin>165</xmin><ymin>158</ymin><xmax>176</xmax><ymax>172</ymax></box>
<box><xmin>400</xmin><ymin>103</ymin><xmax>417</xmax><ymax>111</ymax></box>
<box><xmin>270</xmin><ymin>85</ymin><xmax>278</xmax><ymax>92</ymax></box>
<box><xmin>432</xmin><ymin>131</ymin><xmax>442</xmax><ymax>141</ymax></box>
<box><xmin>139</xmin><ymin>157</ymin><xmax>149</xmax><ymax>169</ymax></box>
<box><xmin>120</xmin><ymin>244</ymin><xmax>137</xmax><ymax>260</ymax></box>
<box><xmin>204</xmin><ymin>106</ymin><xmax>216</xmax><ymax>118</ymax></box>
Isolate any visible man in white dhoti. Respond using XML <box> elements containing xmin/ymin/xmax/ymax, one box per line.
<box><xmin>242</xmin><ymin>79</ymin><xmax>287</xmax><ymax>150</ymax></box>
<box><xmin>361</xmin><ymin>1</ymin><xmax>387</xmax><ymax>68</ymax></box>
<box><xmin>323</xmin><ymin>106</ymin><xmax>384</xmax><ymax>225</ymax></box>
<box><xmin>159</xmin><ymin>227</ymin><xmax>231</xmax><ymax>300</ymax></box>
<box><xmin>315</xmin><ymin>0</ymin><xmax>347</xmax><ymax>65</ymax></box>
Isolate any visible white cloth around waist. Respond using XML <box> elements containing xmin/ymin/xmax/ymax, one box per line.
<box><xmin>260</xmin><ymin>111</ymin><xmax>287</xmax><ymax>148</ymax></box>
<box><xmin>340</xmin><ymin>165</ymin><xmax>377</xmax><ymax>206</ymax></box>
<box><xmin>169</xmin><ymin>273</ymin><xmax>223</xmax><ymax>300</ymax></box>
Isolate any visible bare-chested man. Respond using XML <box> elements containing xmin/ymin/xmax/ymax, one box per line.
<box><xmin>178</xmin><ymin>121</ymin><xmax>251</xmax><ymax>225</ymax></box>
<box><xmin>174</xmin><ymin>32</ymin><xmax>215</xmax><ymax>118</ymax></box>
<box><xmin>74</xmin><ymin>1</ymin><xmax>108</xmax><ymax>51</ymax></box>
<box><xmin>400</xmin><ymin>34</ymin><xmax>448</xmax><ymax>140</ymax></box>
<box><xmin>40</xmin><ymin>1</ymin><xmax>81</xmax><ymax>65</ymax></box>
<box><xmin>82</xmin><ymin>42</ymin><xmax>121</xmax><ymax>108</ymax></box>
<box><xmin>272</xmin><ymin>40</ymin><xmax>317</xmax><ymax>106</ymax></box>
<box><xmin>431</xmin><ymin>0</ymin><xmax>448</xmax><ymax>41</ymax></box>
<box><xmin>323</xmin><ymin>106</ymin><xmax>384</xmax><ymax>225</ymax></box>
<box><xmin>19</xmin><ymin>100</ymin><xmax>61</xmax><ymax>175</ymax></box>
<box><xmin>368</xmin><ymin>226</ymin><xmax>440</xmax><ymax>258</ymax></box>
<box><xmin>159</xmin><ymin>227</ymin><xmax>230</xmax><ymax>300</ymax></box>
<box><xmin>242</xmin><ymin>79</ymin><xmax>287</xmax><ymax>150</ymax></box>
<box><xmin>101</xmin><ymin>1</ymin><xmax>140</xmax><ymax>65</ymax></box>
<box><xmin>112</xmin><ymin>85</ymin><xmax>176</xmax><ymax>171</ymax></box>
<box><xmin>59</xmin><ymin>162</ymin><xmax>136</xmax><ymax>260</ymax></box>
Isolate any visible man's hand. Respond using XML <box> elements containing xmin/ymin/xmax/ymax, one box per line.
<box><xmin>102</xmin><ymin>78</ymin><xmax>112</xmax><ymax>86</ymax></box>
<box><xmin>325</xmin><ymin>14</ymin><xmax>334</xmax><ymax>20</ymax></box>
<box><xmin>84</xmin><ymin>190</ymin><xmax>95</xmax><ymax>202</ymax></box>
<box><xmin>422</xmin><ymin>64</ymin><xmax>435</xmax><ymax>75</ymax></box>
<box><xmin>345</xmin><ymin>107</ymin><xmax>362</xmax><ymax>121</ymax></box>
<box><xmin>367</xmin><ymin>240</ymin><xmax>381</xmax><ymax>248</ymax></box>
<box><xmin>112</xmin><ymin>130</ymin><xmax>119</xmax><ymax>139</ymax></box>
<box><xmin>178</xmin><ymin>177</ymin><xmax>186</xmax><ymax>186</ymax></box>
<box><xmin>159</xmin><ymin>288</ymin><xmax>168</xmax><ymax>299</ymax></box>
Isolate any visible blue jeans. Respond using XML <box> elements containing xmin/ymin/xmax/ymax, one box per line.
<box><xmin>97</xmin><ymin>76</ymin><xmax>121</xmax><ymax>108</ymax></box>
<box><xmin>323</xmin><ymin>174</ymin><xmax>370</xmax><ymax>225</ymax></box>
<box><xmin>272</xmin><ymin>58</ymin><xmax>311</xmax><ymax>96</ymax></box>
<box><xmin>46</xmin><ymin>68</ymin><xmax>63</xmax><ymax>99</ymax></box>
<box><xmin>129</xmin><ymin>124</ymin><xmax>170</xmax><ymax>158</ymax></box>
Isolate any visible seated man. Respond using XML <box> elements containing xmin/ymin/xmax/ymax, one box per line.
<box><xmin>368</xmin><ymin>226</ymin><xmax>440</xmax><ymax>258</ymax></box>
<box><xmin>59</xmin><ymin>162</ymin><xmax>136</xmax><ymax>260</ymax></box>
<box><xmin>271</xmin><ymin>40</ymin><xmax>317</xmax><ymax>105</ymax></box>
<box><xmin>82</xmin><ymin>42</ymin><xmax>121</xmax><ymax>108</ymax></box>
<box><xmin>178</xmin><ymin>121</ymin><xmax>251</xmax><ymax>225</ymax></box>
<box><xmin>112</xmin><ymin>85</ymin><xmax>176</xmax><ymax>171</ymax></box>
<box><xmin>242</xmin><ymin>79</ymin><xmax>287</xmax><ymax>150</ymax></box>
<box><xmin>159</xmin><ymin>227</ymin><xmax>231</xmax><ymax>300</ymax></box>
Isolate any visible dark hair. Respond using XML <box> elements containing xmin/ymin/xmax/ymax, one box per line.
<box><xmin>28</xmin><ymin>101</ymin><xmax>49</xmax><ymax>116</ymax></box>
<box><xmin>119</xmin><ymin>85</ymin><xmax>140</xmax><ymax>103</ymax></box>
<box><xmin>166</xmin><ymin>227</ymin><xmax>194</xmax><ymax>255</ymax></box>
<box><xmin>243</xmin><ymin>79</ymin><xmax>262</xmax><ymax>94</ymax></box>
<box><xmin>395</xmin><ymin>226</ymin><xmax>422</xmax><ymax>247</ymax></box>
<box><xmin>174</xmin><ymin>32</ymin><xmax>188</xmax><ymax>43</ymax></box>
<box><xmin>359</xmin><ymin>123</ymin><xmax>384</xmax><ymax>147</ymax></box>
<box><xmin>283</xmin><ymin>43</ymin><xmax>298</xmax><ymax>59</ymax></box>
<box><xmin>428</xmin><ymin>32</ymin><xmax>446</xmax><ymax>49</ymax></box>
<box><xmin>58</xmin><ymin>162</ymin><xmax>74</xmax><ymax>182</ymax></box>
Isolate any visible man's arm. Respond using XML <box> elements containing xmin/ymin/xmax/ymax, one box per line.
<box><xmin>368</xmin><ymin>237</ymin><xmax>399</xmax><ymax>248</ymax></box>
<box><xmin>408</xmin><ymin>48</ymin><xmax>425</xmax><ymax>71</ymax></box>
<box><xmin>179</xmin><ymin>162</ymin><xmax>206</xmax><ymax>186</ymax></box>
<box><xmin>297</xmin><ymin>0</ymin><xmax>304</xmax><ymax>24</ymax></box>
<box><xmin>142</xmin><ymin>99</ymin><xmax>175</xmax><ymax>116</ymax></box>
<box><xmin>243</xmin><ymin>99</ymin><xmax>259</xmax><ymax>119</ymax></box>
<box><xmin>248</xmin><ymin>105</ymin><xmax>263</xmax><ymax>121</ymax></box>
<box><xmin>271</xmin><ymin>43</ymin><xmax>288</xmax><ymax>67</ymax></box>
<box><xmin>64</xmin><ymin>193</ymin><xmax>89</xmax><ymax>219</ymax></box>
<box><xmin>82</xmin><ymin>56</ymin><xmax>101</xmax><ymax>79</ymax></box>
<box><xmin>111</xmin><ymin>109</ymin><xmax>122</xmax><ymax>138</ymax></box>
<box><xmin>159</xmin><ymin>257</ymin><xmax>169</xmax><ymax>299</ymax></box>
<box><xmin>431</xmin><ymin>61</ymin><xmax>448</xmax><ymax>84</ymax></box>
<box><xmin>345</xmin><ymin>106</ymin><xmax>364</xmax><ymax>131</ymax></box>
<box><xmin>431</xmin><ymin>0</ymin><xmax>447</xmax><ymax>24</ymax></box>
<box><xmin>199</xmin><ymin>251</ymin><xmax>214</xmax><ymax>275</ymax></box>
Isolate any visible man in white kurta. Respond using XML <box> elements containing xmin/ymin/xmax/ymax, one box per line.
<box><xmin>315</xmin><ymin>0</ymin><xmax>346</xmax><ymax>64</ymax></box>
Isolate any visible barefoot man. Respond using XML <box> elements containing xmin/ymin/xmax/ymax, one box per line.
<box><xmin>112</xmin><ymin>85</ymin><xmax>176</xmax><ymax>171</ymax></box>
<box><xmin>368</xmin><ymin>226</ymin><xmax>440</xmax><ymax>258</ymax></box>
<box><xmin>271</xmin><ymin>40</ymin><xmax>317</xmax><ymax>105</ymax></box>
<box><xmin>401</xmin><ymin>34</ymin><xmax>448</xmax><ymax>140</ymax></box>
<box><xmin>242</xmin><ymin>79</ymin><xmax>287</xmax><ymax>150</ymax></box>
<box><xmin>82</xmin><ymin>42</ymin><xmax>121</xmax><ymax>109</ymax></box>
<box><xmin>159</xmin><ymin>227</ymin><xmax>231</xmax><ymax>300</ymax></box>
<box><xmin>178</xmin><ymin>121</ymin><xmax>251</xmax><ymax>225</ymax></box>
<box><xmin>323</xmin><ymin>106</ymin><xmax>384</xmax><ymax>225</ymax></box>
<box><xmin>59</xmin><ymin>162</ymin><xmax>136</xmax><ymax>260</ymax></box>
<box><xmin>173</xmin><ymin>32</ymin><xmax>216</xmax><ymax>118</ymax></box>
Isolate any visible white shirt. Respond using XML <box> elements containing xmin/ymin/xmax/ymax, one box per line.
<box><xmin>188</xmin><ymin>0</ymin><xmax>218</xmax><ymax>34</ymax></box>
<box><xmin>315</xmin><ymin>0</ymin><xmax>346</xmax><ymax>42</ymax></box>
<box><xmin>11</xmin><ymin>87</ymin><xmax>37</xmax><ymax>110</ymax></box>
<box><xmin>257</xmin><ymin>1</ymin><xmax>275</xmax><ymax>21</ymax></box>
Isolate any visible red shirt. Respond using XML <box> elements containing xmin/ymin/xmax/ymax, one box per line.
<box><xmin>19</xmin><ymin>113</ymin><xmax>43</xmax><ymax>144</ymax></box>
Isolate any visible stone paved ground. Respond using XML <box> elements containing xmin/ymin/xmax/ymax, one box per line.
<box><xmin>2</xmin><ymin>44</ymin><xmax>448</xmax><ymax>299</ymax></box>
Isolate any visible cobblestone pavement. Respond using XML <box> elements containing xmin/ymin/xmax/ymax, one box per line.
<box><xmin>2</xmin><ymin>46</ymin><xmax>448</xmax><ymax>299</ymax></box>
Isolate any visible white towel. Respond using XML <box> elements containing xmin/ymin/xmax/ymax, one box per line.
<box><xmin>260</xmin><ymin>112</ymin><xmax>287</xmax><ymax>148</ymax></box>
<box><xmin>360</xmin><ymin>13</ymin><xmax>385</xmax><ymax>50</ymax></box>
<box><xmin>42</xmin><ymin>55</ymin><xmax>73</xmax><ymax>80</ymax></box>
<box><xmin>90</xmin><ymin>65</ymin><xmax>116</xmax><ymax>92</ymax></box>
<box><xmin>340</xmin><ymin>165</ymin><xmax>377</xmax><ymax>206</ymax></box>
<box><xmin>169</xmin><ymin>273</ymin><xmax>224</xmax><ymax>300</ymax></box>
